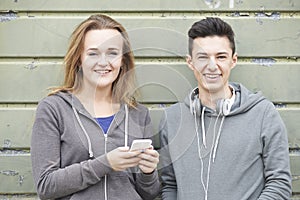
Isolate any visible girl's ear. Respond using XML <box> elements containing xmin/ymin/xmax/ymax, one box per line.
<box><xmin>186</xmin><ymin>55</ymin><xmax>194</xmax><ymax>71</ymax></box>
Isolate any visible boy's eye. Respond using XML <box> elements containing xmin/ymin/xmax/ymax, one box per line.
<box><xmin>217</xmin><ymin>56</ymin><xmax>227</xmax><ymax>60</ymax></box>
<box><xmin>197</xmin><ymin>56</ymin><xmax>208</xmax><ymax>60</ymax></box>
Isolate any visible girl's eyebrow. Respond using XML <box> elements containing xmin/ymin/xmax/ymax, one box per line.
<box><xmin>86</xmin><ymin>47</ymin><xmax>120</xmax><ymax>51</ymax></box>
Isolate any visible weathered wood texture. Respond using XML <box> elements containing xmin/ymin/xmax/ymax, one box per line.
<box><xmin>1</xmin><ymin>154</ymin><xmax>300</xmax><ymax>194</ymax></box>
<box><xmin>0</xmin><ymin>62</ymin><xmax>299</xmax><ymax>103</ymax></box>
<box><xmin>0</xmin><ymin>0</ymin><xmax>298</xmax><ymax>11</ymax></box>
<box><xmin>1</xmin><ymin>107</ymin><xmax>299</xmax><ymax>149</ymax></box>
<box><xmin>0</xmin><ymin>17</ymin><xmax>299</xmax><ymax>57</ymax></box>
<box><xmin>0</xmin><ymin>0</ymin><xmax>299</xmax><ymax>198</ymax></box>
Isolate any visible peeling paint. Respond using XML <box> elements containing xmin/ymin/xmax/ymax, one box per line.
<box><xmin>3</xmin><ymin>139</ymin><xmax>11</xmax><ymax>148</ymax></box>
<box><xmin>25</xmin><ymin>61</ymin><xmax>38</xmax><ymax>70</ymax></box>
<box><xmin>18</xmin><ymin>175</ymin><xmax>24</xmax><ymax>186</ymax></box>
<box><xmin>292</xmin><ymin>175</ymin><xmax>300</xmax><ymax>181</ymax></box>
<box><xmin>230</xmin><ymin>12</ymin><xmax>250</xmax><ymax>17</ymax></box>
<box><xmin>252</xmin><ymin>58</ymin><xmax>276</xmax><ymax>67</ymax></box>
<box><xmin>0</xmin><ymin>11</ymin><xmax>18</xmax><ymax>22</ymax></box>
<box><xmin>0</xmin><ymin>149</ymin><xmax>30</xmax><ymax>154</ymax></box>
<box><xmin>274</xmin><ymin>103</ymin><xmax>287</xmax><ymax>108</ymax></box>
<box><xmin>0</xmin><ymin>170</ymin><xmax>19</xmax><ymax>176</ymax></box>
<box><xmin>270</xmin><ymin>12</ymin><xmax>281</xmax><ymax>20</ymax></box>
<box><xmin>255</xmin><ymin>12</ymin><xmax>281</xmax><ymax>25</ymax></box>
<box><xmin>204</xmin><ymin>0</ymin><xmax>221</xmax><ymax>9</ymax></box>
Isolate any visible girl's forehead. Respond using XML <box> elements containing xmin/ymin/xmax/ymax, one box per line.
<box><xmin>84</xmin><ymin>29</ymin><xmax>123</xmax><ymax>50</ymax></box>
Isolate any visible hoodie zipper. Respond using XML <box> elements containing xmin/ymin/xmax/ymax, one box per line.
<box><xmin>73</xmin><ymin>108</ymin><xmax>110</xmax><ymax>200</ymax></box>
<box><xmin>73</xmin><ymin>103</ymin><xmax>128</xmax><ymax>200</ymax></box>
<box><xmin>104</xmin><ymin>133</ymin><xmax>108</xmax><ymax>200</ymax></box>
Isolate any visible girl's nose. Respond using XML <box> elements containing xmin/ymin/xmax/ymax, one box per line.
<box><xmin>97</xmin><ymin>54</ymin><xmax>108</xmax><ymax>66</ymax></box>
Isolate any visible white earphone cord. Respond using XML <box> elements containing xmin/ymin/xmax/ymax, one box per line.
<box><xmin>195</xmin><ymin>105</ymin><xmax>226</xmax><ymax>200</ymax></box>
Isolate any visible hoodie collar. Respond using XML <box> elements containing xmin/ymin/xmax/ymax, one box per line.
<box><xmin>185</xmin><ymin>82</ymin><xmax>265</xmax><ymax>117</ymax></box>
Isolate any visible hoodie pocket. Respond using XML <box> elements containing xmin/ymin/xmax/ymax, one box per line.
<box><xmin>108</xmin><ymin>171</ymin><xmax>142</xmax><ymax>200</ymax></box>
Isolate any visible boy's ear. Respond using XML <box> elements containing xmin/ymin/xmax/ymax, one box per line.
<box><xmin>231</xmin><ymin>53</ymin><xmax>238</xmax><ymax>69</ymax></box>
<box><xmin>186</xmin><ymin>55</ymin><xmax>194</xmax><ymax>71</ymax></box>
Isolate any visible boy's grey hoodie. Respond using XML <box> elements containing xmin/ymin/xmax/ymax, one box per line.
<box><xmin>31</xmin><ymin>92</ymin><xmax>160</xmax><ymax>200</ymax></box>
<box><xmin>159</xmin><ymin>82</ymin><xmax>291</xmax><ymax>200</ymax></box>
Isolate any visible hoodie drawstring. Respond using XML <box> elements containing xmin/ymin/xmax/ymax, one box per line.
<box><xmin>124</xmin><ymin>104</ymin><xmax>129</xmax><ymax>148</ymax></box>
<box><xmin>72</xmin><ymin>106</ymin><xmax>94</xmax><ymax>158</ymax></box>
<box><xmin>72</xmin><ymin>104</ymin><xmax>129</xmax><ymax>159</ymax></box>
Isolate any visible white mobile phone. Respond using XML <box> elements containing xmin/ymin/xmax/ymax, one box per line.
<box><xmin>130</xmin><ymin>139</ymin><xmax>152</xmax><ymax>151</ymax></box>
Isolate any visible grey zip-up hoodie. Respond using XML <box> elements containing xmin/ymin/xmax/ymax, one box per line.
<box><xmin>159</xmin><ymin>82</ymin><xmax>291</xmax><ymax>200</ymax></box>
<box><xmin>31</xmin><ymin>92</ymin><xmax>160</xmax><ymax>200</ymax></box>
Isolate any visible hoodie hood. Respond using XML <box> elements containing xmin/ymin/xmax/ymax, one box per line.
<box><xmin>184</xmin><ymin>82</ymin><xmax>266</xmax><ymax>116</ymax></box>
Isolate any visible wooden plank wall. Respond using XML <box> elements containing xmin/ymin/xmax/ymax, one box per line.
<box><xmin>0</xmin><ymin>0</ymin><xmax>299</xmax><ymax>199</ymax></box>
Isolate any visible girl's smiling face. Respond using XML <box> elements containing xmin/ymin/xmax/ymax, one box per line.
<box><xmin>80</xmin><ymin>29</ymin><xmax>124</xmax><ymax>91</ymax></box>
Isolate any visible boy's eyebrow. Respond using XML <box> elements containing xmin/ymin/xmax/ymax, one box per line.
<box><xmin>195</xmin><ymin>51</ymin><xmax>230</xmax><ymax>56</ymax></box>
<box><xmin>216</xmin><ymin>51</ymin><xmax>230</xmax><ymax>55</ymax></box>
<box><xmin>195</xmin><ymin>52</ymin><xmax>208</xmax><ymax>56</ymax></box>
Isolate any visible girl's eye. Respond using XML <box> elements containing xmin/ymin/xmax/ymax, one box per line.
<box><xmin>108</xmin><ymin>51</ymin><xmax>119</xmax><ymax>56</ymax></box>
<box><xmin>88</xmin><ymin>52</ymin><xmax>98</xmax><ymax>56</ymax></box>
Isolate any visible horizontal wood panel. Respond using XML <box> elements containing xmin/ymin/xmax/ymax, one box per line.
<box><xmin>0</xmin><ymin>154</ymin><xmax>299</xmax><ymax>194</ymax></box>
<box><xmin>0</xmin><ymin>62</ymin><xmax>299</xmax><ymax>103</ymax></box>
<box><xmin>1</xmin><ymin>107</ymin><xmax>299</xmax><ymax>149</ymax></box>
<box><xmin>0</xmin><ymin>0</ymin><xmax>298</xmax><ymax>11</ymax></box>
<box><xmin>0</xmin><ymin>108</ymin><xmax>35</xmax><ymax>149</ymax></box>
<box><xmin>0</xmin><ymin>154</ymin><xmax>36</xmax><ymax>194</ymax></box>
<box><xmin>0</xmin><ymin>17</ymin><xmax>299</xmax><ymax>57</ymax></box>
<box><xmin>230</xmin><ymin>63</ymin><xmax>300</xmax><ymax>103</ymax></box>
<box><xmin>279</xmin><ymin>110</ymin><xmax>300</xmax><ymax>148</ymax></box>
<box><xmin>290</xmin><ymin>154</ymin><xmax>300</xmax><ymax>193</ymax></box>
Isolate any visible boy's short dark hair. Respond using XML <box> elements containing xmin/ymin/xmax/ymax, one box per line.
<box><xmin>188</xmin><ymin>17</ymin><xmax>236</xmax><ymax>56</ymax></box>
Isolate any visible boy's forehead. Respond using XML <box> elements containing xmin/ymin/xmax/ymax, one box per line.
<box><xmin>192</xmin><ymin>36</ymin><xmax>232</xmax><ymax>54</ymax></box>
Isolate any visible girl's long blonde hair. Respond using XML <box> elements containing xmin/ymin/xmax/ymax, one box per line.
<box><xmin>50</xmin><ymin>14</ymin><xmax>137</xmax><ymax>108</ymax></box>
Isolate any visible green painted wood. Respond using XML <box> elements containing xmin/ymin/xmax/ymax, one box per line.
<box><xmin>0</xmin><ymin>108</ymin><xmax>35</xmax><ymax>149</ymax></box>
<box><xmin>0</xmin><ymin>0</ymin><xmax>298</xmax><ymax>11</ymax></box>
<box><xmin>279</xmin><ymin>109</ymin><xmax>300</xmax><ymax>148</ymax></box>
<box><xmin>290</xmin><ymin>153</ymin><xmax>300</xmax><ymax>193</ymax></box>
<box><xmin>0</xmin><ymin>154</ymin><xmax>299</xmax><ymax>194</ymax></box>
<box><xmin>0</xmin><ymin>195</ymin><xmax>38</xmax><ymax>200</ymax></box>
<box><xmin>1</xmin><ymin>107</ymin><xmax>299</xmax><ymax>149</ymax></box>
<box><xmin>0</xmin><ymin>62</ymin><xmax>63</xmax><ymax>103</ymax></box>
<box><xmin>0</xmin><ymin>17</ymin><xmax>299</xmax><ymax>57</ymax></box>
<box><xmin>0</xmin><ymin>154</ymin><xmax>36</xmax><ymax>194</ymax></box>
<box><xmin>230</xmin><ymin>62</ymin><xmax>300</xmax><ymax>103</ymax></box>
<box><xmin>0</xmin><ymin>62</ymin><xmax>299</xmax><ymax>103</ymax></box>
